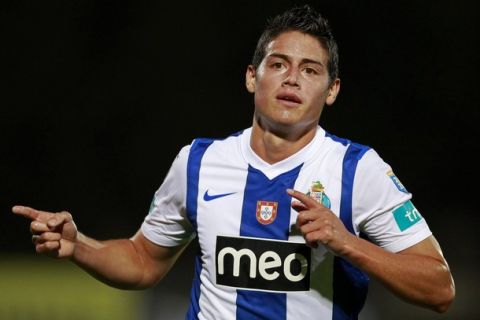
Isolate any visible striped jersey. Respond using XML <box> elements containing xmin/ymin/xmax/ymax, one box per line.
<box><xmin>141</xmin><ymin>126</ymin><xmax>431</xmax><ymax>320</ymax></box>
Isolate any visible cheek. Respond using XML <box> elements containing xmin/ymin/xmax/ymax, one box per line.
<box><xmin>309</xmin><ymin>86</ymin><xmax>330</xmax><ymax>105</ymax></box>
<box><xmin>254</xmin><ymin>93</ymin><xmax>272</xmax><ymax>116</ymax></box>
<box><xmin>253</xmin><ymin>81</ymin><xmax>272</xmax><ymax>106</ymax></box>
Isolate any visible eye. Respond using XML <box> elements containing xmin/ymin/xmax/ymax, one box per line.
<box><xmin>304</xmin><ymin>67</ymin><xmax>318</xmax><ymax>75</ymax></box>
<box><xmin>271</xmin><ymin>62</ymin><xmax>284</xmax><ymax>69</ymax></box>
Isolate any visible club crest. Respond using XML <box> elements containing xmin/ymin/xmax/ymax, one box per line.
<box><xmin>306</xmin><ymin>181</ymin><xmax>331</xmax><ymax>208</ymax></box>
<box><xmin>256</xmin><ymin>201</ymin><xmax>278</xmax><ymax>225</ymax></box>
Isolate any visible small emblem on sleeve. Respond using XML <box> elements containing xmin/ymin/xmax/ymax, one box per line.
<box><xmin>393</xmin><ymin>201</ymin><xmax>423</xmax><ymax>231</ymax></box>
<box><xmin>306</xmin><ymin>181</ymin><xmax>331</xmax><ymax>208</ymax></box>
<box><xmin>256</xmin><ymin>201</ymin><xmax>278</xmax><ymax>225</ymax></box>
<box><xmin>387</xmin><ymin>170</ymin><xmax>408</xmax><ymax>193</ymax></box>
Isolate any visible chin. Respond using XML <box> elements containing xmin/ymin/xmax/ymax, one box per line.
<box><xmin>280</xmin><ymin>110</ymin><xmax>290</xmax><ymax>119</ymax></box>
<box><xmin>273</xmin><ymin>116</ymin><xmax>300</xmax><ymax>129</ymax></box>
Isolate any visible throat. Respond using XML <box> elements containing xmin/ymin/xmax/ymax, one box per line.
<box><xmin>250</xmin><ymin>126</ymin><xmax>316</xmax><ymax>164</ymax></box>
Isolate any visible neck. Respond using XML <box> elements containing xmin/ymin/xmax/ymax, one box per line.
<box><xmin>250</xmin><ymin>120</ymin><xmax>317</xmax><ymax>164</ymax></box>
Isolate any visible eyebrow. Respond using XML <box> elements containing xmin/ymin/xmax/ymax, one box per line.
<box><xmin>267</xmin><ymin>53</ymin><xmax>325</xmax><ymax>68</ymax></box>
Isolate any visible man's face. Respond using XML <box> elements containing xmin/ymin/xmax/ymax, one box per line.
<box><xmin>246</xmin><ymin>30</ymin><xmax>340</xmax><ymax>135</ymax></box>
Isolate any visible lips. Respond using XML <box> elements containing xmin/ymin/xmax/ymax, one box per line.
<box><xmin>276</xmin><ymin>92</ymin><xmax>302</xmax><ymax>105</ymax></box>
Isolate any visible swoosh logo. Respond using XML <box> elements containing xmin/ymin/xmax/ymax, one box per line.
<box><xmin>203</xmin><ymin>190</ymin><xmax>236</xmax><ymax>201</ymax></box>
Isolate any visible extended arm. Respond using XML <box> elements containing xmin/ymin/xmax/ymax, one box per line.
<box><xmin>288</xmin><ymin>189</ymin><xmax>455</xmax><ymax>313</ymax></box>
<box><xmin>13</xmin><ymin>205</ymin><xmax>188</xmax><ymax>290</ymax></box>
<box><xmin>72</xmin><ymin>231</ymin><xmax>187</xmax><ymax>289</ymax></box>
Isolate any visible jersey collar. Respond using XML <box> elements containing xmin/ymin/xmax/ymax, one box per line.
<box><xmin>240</xmin><ymin>126</ymin><xmax>326</xmax><ymax>180</ymax></box>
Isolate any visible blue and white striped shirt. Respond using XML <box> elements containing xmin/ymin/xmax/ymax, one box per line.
<box><xmin>142</xmin><ymin>126</ymin><xmax>431</xmax><ymax>320</ymax></box>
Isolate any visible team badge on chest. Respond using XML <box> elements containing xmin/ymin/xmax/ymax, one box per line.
<box><xmin>256</xmin><ymin>201</ymin><xmax>278</xmax><ymax>225</ymax></box>
<box><xmin>306</xmin><ymin>181</ymin><xmax>331</xmax><ymax>208</ymax></box>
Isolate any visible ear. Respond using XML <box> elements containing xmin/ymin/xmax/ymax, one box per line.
<box><xmin>325</xmin><ymin>78</ymin><xmax>340</xmax><ymax>106</ymax></box>
<box><xmin>246</xmin><ymin>65</ymin><xmax>256</xmax><ymax>93</ymax></box>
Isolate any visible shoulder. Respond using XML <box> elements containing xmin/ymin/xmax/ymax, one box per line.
<box><xmin>190</xmin><ymin>129</ymin><xmax>246</xmax><ymax>146</ymax></box>
<box><xmin>323</xmin><ymin>130</ymin><xmax>373</xmax><ymax>162</ymax></box>
<box><xmin>185</xmin><ymin>128</ymin><xmax>248</xmax><ymax>158</ymax></box>
<box><xmin>322</xmin><ymin>130</ymin><xmax>399</xmax><ymax>189</ymax></box>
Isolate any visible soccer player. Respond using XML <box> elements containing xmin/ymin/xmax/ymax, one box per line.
<box><xmin>13</xmin><ymin>5</ymin><xmax>455</xmax><ymax>319</ymax></box>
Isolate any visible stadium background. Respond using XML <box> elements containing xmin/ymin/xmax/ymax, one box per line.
<box><xmin>1</xmin><ymin>0</ymin><xmax>478</xmax><ymax>319</ymax></box>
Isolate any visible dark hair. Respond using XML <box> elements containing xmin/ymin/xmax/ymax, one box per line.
<box><xmin>251</xmin><ymin>5</ymin><xmax>339</xmax><ymax>82</ymax></box>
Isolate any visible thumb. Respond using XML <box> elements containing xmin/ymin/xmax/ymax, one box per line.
<box><xmin>47</xmin><ymin>211</ymin><xmax>73</xmax><ymax>228</ymax></box>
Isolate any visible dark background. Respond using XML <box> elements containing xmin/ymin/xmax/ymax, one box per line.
<box><xmin>1</xmin><ymin>0</ymin><xmax>478</xmax><ymax>319</ymax></box>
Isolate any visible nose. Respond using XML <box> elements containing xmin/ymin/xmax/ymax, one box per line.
<box><xmin>282</xmin><ymin>67</ymin><xmax>300</xmax><ymax>88</ymax></box>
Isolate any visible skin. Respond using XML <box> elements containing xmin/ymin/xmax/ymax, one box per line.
<box><xmin>12</xmin><ymin>206</ymin><xmax>185</xmax><ymax>289</ymax></box>
<box><xmin>13</xmin><ymin>30</ymin><xmax>454</xmax><ymax>312</ymax></box>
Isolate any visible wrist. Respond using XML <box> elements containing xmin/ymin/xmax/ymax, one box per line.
<box><xmin>69</xmin><ymin>231</ymin><xmax>83</xmax><ymax>261</ymax></box>
<box><xmin>337</xmin><ymin>233</ymin><xmax>362</xmax><ymax>260</ymax></box>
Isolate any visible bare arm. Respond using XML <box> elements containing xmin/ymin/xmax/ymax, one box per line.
<box><xmin>341</xmin><ymin>234</ymin><xmax>454</xmax><ymax>312</ymax></box>
<box><xmin>288</xmin><ymin>189</ymin><xmax>455</xmax><ymax>313</ymax></box>
<box><xmin>12</xmin><ymin>205</ymin><xmax>188</xmax><ymax>290</ymax></box>
<box><xmin>72</xmin><ymin>231</ymin><xmax>187</xmax><ymax>289</ymax></box>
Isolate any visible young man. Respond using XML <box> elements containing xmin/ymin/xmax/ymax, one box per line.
<box><xmin>13</xmin><ymin>5</ymin><xmax>454</xmax><ymax>319</ymax></box>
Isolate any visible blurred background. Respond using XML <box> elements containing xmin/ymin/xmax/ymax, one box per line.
<box><xmin>1</xmin><ymin>0</ymin><xmax>478</xmax><ymax>319</ymax></box>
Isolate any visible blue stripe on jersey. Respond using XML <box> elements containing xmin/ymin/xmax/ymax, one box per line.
<box><xmin>185</xmin><ymin>138</ymin><xmax>215</xmax><ymax>320</ymax></box>
<box><xmin>185</xmin><ymin>255</ymin><xmax>203</xmax><ymax>320</ymax></box>
<box><xmin>236</xmin><ymin>164</ymin><xmax>302</xmax><ymax>320</ymax></box>
<box><xmin>339</xmin><ymin>142</ymin><xmax>370</xmax><ymax>234</ymax></box>
<box><xmin>332</xmin><ymin>142</ymin><xmax>370</xmax><ymax>320</ymax></box>
<box><xmin>186</xmin><ymin>138</ymin><xmax>215</xmax><ymax>230</ymax></box>
<box><xmin>325</xmin><ymin>131</ymin><xmax>351</xmax><ymax>147</ymax></box>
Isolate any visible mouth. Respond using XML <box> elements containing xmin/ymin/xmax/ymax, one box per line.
<box><xmin>276</xmin><ymin>93</ymin><xmax>302</xmax><ymax>106</ymax></box>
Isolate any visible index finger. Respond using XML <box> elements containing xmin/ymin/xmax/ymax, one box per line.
<box><xmin>12</xmin><ymin>206</ymin><xmax>51</xmax><ymax>221</ymax></box>
<box><xmin>286</xmin><ymin>189</ymin><xmax>322</xmax><ymax>209</ymax></box>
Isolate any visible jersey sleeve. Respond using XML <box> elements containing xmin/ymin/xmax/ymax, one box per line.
<box><xmin>141</xmin><ymin>144</ymin><xmax>196</xmax><ymax>247</ymax></box>
<box><xmin>352</xmin><ymin>149</ymin><xmax>432</xmax><ymax>253</ymax></box>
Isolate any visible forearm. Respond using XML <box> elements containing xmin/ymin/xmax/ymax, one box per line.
<box><xmin>70</xmin><ymin>232</ymin><xmax>149</xmax><ymax>290</ymax></box>
<box><xmin>13</xmin><ymin>206</ymin><xmax>178</xmax><ymax>289</ymax></box>
<box><xmin>342</xmin><ymin>236</ymin><xmax>455</xmax><ymax>312</ymax></box>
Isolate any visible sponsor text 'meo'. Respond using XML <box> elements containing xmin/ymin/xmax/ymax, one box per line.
<box><xmin>215</xmin><ymin>235</ymin><xmax>311</xmax><ymax>292</ymax></box>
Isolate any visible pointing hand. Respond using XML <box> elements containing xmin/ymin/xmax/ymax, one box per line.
<box><xmin>287</xmin><ymin>189</ymin><xmax>355</xmax><ymax>255</ymax></box>
<box><xmin>13</xmin><ymin>205</ymin><xmax>78</xmax><ymax>258</ymax></box>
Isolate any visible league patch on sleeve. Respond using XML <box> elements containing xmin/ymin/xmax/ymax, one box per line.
<box><xmin>387</xmin><ymin>170</ymin><xmax>408</xmax><ymax>193</ymax></box>
<box><xmin>393</xmin><ymin>201</ymin><xmax>422</xmax><ymax>231</ymax></box>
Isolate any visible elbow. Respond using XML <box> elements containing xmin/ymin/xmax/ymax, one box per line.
<box><xmin>429</xmin><ymin>260</ymin><xmax>456</xmax><ymax>313</ymax></box>
<box><xmin>432</xmin><ymin>281</ymin><xmax>456</xmax><ymax>313</ymax></box>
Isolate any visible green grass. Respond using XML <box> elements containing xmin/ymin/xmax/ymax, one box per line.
<box><xmin>0</xmin><ymin>255</ymin><xmax>143</xmax><ymax>320</ymax></box>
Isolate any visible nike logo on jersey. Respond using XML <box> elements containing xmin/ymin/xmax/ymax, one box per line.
<box><xmin>203</xmin><ymin>190</ymin><xmax>236</xmax><ymax>201</ymax></box>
